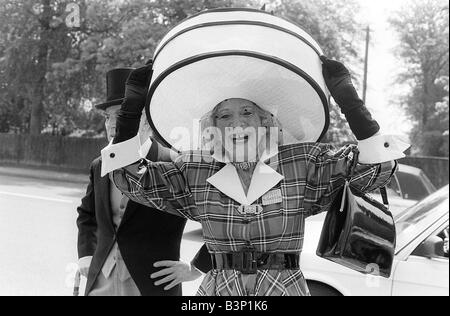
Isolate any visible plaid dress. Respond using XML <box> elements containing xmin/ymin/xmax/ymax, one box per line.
<box><xmin>112</xmin><ymin>142</ymin><xmax>396</xmax><ymax>296</ymax></box>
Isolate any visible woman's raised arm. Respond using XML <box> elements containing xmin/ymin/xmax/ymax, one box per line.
<box><xmin>102</xmin><ymin>134</ymin><xmax>199</xmax><ymax>221</ymax></box>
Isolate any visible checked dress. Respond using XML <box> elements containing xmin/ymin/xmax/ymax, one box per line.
<box><xmin>111</xmin><ymin>142</ymin><xmax>397</xmax><ymax>296</ymax></box>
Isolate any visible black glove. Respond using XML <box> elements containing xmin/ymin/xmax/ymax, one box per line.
<box><xmin>321</xmin><ymin>56</ymin><xmax>380</xmax><ymax>140</ymax></box>
<box><xmin>113</xmin><ymin>60</ymin><xmax>153</xmax><ymax>144</ymax></box>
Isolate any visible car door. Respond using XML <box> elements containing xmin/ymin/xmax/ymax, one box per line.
<box><xmin>392</xmin><ymin>224</ymin><xmax>449</xmax><ymax>296</ymax></box>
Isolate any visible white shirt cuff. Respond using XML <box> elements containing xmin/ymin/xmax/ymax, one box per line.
<box><xmin>358</xmin><ymin>134</ymin><xmax>410</xmax><ymax>164</ymax></box>
<box><xmin>139</xmin><ymin>137</ymin><xmax>153</xmax><ymax>158</ymax></box>
<box><xmin>100</xmin><ymin>135</ymin><xmax>153</xmax><ymax>177</ymax></box>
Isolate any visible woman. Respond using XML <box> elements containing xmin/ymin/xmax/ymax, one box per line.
<box><xmin>101</xmin><ymin>58</ymin><xmax>408</xmax><ymax>296</ymax></box>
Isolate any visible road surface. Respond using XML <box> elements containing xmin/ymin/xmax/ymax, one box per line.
<box><xmin>0</xmin><ymin>172</ymin><xmax>204</xmax><ymax>296</ymax></box>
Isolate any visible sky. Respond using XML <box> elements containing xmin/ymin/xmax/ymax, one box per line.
<box><xmin>354</xmin><ymin>0</ymin><xmax>413</xmax><ymax>137</ymax></box>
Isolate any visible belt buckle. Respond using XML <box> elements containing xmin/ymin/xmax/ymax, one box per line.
<box><xmin>241</xmin><ymin>246</ymin><xmax>258</xmax><ymax>275</ymax></box>
<box><xmin>237</xmin><ymin>205</ymin><xmax>263</xmax><ymax>215</ymax></box>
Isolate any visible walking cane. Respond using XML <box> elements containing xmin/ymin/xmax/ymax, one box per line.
<box><xmin>73</xmin><ymin>270</ymin><xmax>81</xmax><ymax>296</ymax></box>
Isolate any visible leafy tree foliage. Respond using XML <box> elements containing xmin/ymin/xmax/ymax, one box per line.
<box><xmin>390</xmin><ymin>0</ymin><xmax>449</xmax><ymax>156</ymax></box>
<box><xmin>0</xmin><ymin>0</ymin><xmax>363</xmax><ymax>143</ymax></box>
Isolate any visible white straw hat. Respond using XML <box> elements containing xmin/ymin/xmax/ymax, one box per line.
<box><xmin>145</xmin><ymin>8</ymin><xmax>330</xmax><ymax>151</ymax></box>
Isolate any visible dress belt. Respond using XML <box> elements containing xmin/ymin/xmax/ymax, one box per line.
<box><xmin>211</xmin><ymin>247</ymin><xmax>300</xmax><ymax>275</ymax></box>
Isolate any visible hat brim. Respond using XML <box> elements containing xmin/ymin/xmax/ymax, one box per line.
<box><xmin>94</xmin><ymin>98</ymin><xmax>124</xmax><ymax>111</ymax></box>
<box><xmin>145</xmin><ymin>52</ymin><xmax>329</xmax><ymax>151</ymax></box>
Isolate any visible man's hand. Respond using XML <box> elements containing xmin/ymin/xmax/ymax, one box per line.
<box><xmin>78</xmin><ymin>256</ymin><xmax>93</xmax><ymax>278</ymax></box>
<box><xmin>113</xmin><ymin>59</ymin><xmax>153</xmax><ymax>144</ymax></box>
<box><xmin>320</xmin><ymin>56</ymin><xmax>379</xmax><ymax>140</ymax></box>
<box><xmin>151</xmin><ymin>260</ymin><xmax>203</xmax><ymax>291</ymax></box>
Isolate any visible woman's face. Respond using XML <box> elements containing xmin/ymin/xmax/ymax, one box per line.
<box><xmin>214</xmin><ymin>99</ymin><xmax>264</xmax><ymax>162</ymax></box>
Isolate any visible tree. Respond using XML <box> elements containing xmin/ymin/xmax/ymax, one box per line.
<box><xmin>44</xmin><ymin>0</ymin><xmax>261</xmax><ymax>136</ymax></box>
<box><xmin>268</xmin><ymin>0</ymin><xmax>364</xmax><ymax>144</ymax></box>
<box><xmin>0</xmin><ymin>0</ymin><xmax>364</xmax><ymax>140</ymax></box>
<box><xmin>0</xmin><ymin>0</ymin><xmax>88</xmax><ymax>134</ymax></box>
<box><xmin>390</xmin><ymin>0</ymin><xmax>449</xmax><ymax>156</ymax></box>
<box><xmin>274</xmin><ymin>0</ymin><xmax>362</xmax><ymax>62</ymax></box>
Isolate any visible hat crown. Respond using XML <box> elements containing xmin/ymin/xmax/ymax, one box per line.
<box><xmin>105</xmin><ymin>68</ymin><xmax>134</xmax><ymax>102</ymax></box>
<box><xmin>95</xmin><ymin>68</ymin><xmax>134</xmax><ymax>110</ymax></box>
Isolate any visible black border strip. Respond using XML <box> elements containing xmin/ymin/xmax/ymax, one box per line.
<box><xmin>153</xmin><ymin>20</ymin><xmax>321</xmax><ymax>62</ymax></box>
<box><xmin>145</xmin><ymin>50</ymin><xmax>330</xmax><ymax>150</ymax></box>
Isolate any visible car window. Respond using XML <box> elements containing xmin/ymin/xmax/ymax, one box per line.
<box><xmin>412</xmin><ymin>226</ymin><xmax>449</xmax><ymax>259</ymax></box>
<box><xmin>397</xmin><ymin>171</ymin><xmax>429</xmax><ymax>200</ymax></box>
<box><xmin>395</xmin><ymin>187</ymin><xmax>449</xmax><ymax>252</ymax></box>
<box><xmin>396</xmin><ymin>193</ymin><xmax>446</xmax><ymax>230</ymax></box>
<box><xmin>386</xmin><ymin>175</ymin><xmax>402</xmax><ymax>198</ymax></box>
<box><xmin>419</xmin><ymin>171</ymin><xmax>437</xmax><ymax>194</ymax></box>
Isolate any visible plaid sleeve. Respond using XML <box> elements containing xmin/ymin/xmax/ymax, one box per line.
<box><xmin>305</xmin><ymin>144</ymin><xmax>397</xmax><ymax>217</ymax></box>
<box><xmin>111</xmin><ymin>158</ymin><xmax>199</xmax><ymax>221</ymax></box>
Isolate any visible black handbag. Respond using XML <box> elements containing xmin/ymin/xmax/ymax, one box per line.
<box><xmin>316</xmin><ymin>153</ymin><xmax>396</xmax><ymax>278</ymax></box>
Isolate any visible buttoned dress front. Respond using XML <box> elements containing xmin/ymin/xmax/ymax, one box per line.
<box><xmin>110</xmin><ymin>142</ymin><xmax>396</xmax><ymax>296</ymax></box>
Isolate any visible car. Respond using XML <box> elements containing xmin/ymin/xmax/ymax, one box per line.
<box><xmin>370</xmin><ymin>164</ymin><xmax>437</xmax><ymax>216</ymax></box>
<box><xmin>302</xmin><ymin>185</ymin><xmax>449</xmax><ymax>296</ymax></box>
<box><xmin>183</xmin><ymin>186</ymin><xmax>449</xmax><ymax>296</ymax></box>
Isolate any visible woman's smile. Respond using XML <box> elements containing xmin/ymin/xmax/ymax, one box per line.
<box><xmin>232</xmin><ymin>135</ymin><xmax>248</xmax><ymax>143</ymax></box>
<box><xmin>230</xmin><ymin>131</ymin><xmax>251</xmax><ymax>144</ymax></box>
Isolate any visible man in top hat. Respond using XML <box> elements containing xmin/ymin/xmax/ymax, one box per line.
<box><xmin>76</xmin><ymin>67</ymin><xmax>211</xmax><ymax>296</ymax></box>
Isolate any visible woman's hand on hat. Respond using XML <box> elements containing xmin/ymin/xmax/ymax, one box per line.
<box><xmin>112</xmin><ymin>61</ymin><xmax>153</xmax><ymax>144</ymax></box>
<box><xmin>121</xmin><ymin>61</ymin><xmax>153</xmax><ymax>115</ymax></box>
<box><xmin>320</xmin><ymin>56</ymin><xmax>362</xmax><ymax>115</ymax></box>
<box><xmin>321</xmin><ymin>56</ymin><xmax>380</xmax><ymax>141</ymax></box>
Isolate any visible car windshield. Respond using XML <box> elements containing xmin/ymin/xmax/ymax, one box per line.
<box><xmin>395</xmin><ymin>186</ymin><xmax>449</xmax><ymax>252</ymax></box>
<box><xmin>397</xmin><ymin>170</ymin><xmax>436</xmax><ymax>200</ymax></box>
<box><xmin>386</xmin><ymin>175</ymin><xmax>402</xmax><ymax>198</ymax></box>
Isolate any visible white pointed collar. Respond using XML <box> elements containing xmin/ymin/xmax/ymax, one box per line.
<box><xmin>207</xmin><ymin>147</ymin><xmax>283</xmax><ymax>205</ymax></box>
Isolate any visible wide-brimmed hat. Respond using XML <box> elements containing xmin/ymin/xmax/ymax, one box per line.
<box><xmin>145</xmin><ymin>8</ymin><xmax>330</xmax><ymax>151</ymax></box>
<box><xmin>95</xmin><ymin>68</ymin><xmax>135</xmax><ymax>110</ymax></box>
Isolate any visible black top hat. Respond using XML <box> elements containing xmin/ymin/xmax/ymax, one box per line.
<box><xmin>95</xmin><ymin>68</ymin><xmax>135</xmax><ymax>111</ymax></box>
